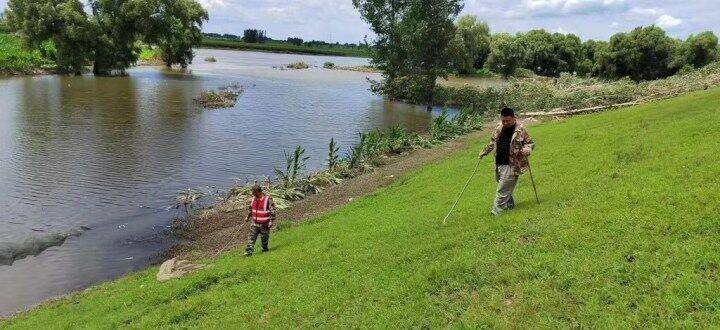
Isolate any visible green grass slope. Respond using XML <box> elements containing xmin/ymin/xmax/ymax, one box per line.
<box><xmin>6</xmin><ymin>89</ymin><xmax>720</xmax><ymax>327</ymax></box>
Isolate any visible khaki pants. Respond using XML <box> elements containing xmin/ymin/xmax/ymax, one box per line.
<box><xmin>492</xmin><ymin>165</ymin><xmax>518</xmax><ymax>215</ymax></box>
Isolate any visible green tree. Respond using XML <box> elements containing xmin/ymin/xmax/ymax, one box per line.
<box><xmin>596</xmin><ymin>26</ymin><xmax>676</xmax><ymax>81</ymax></box>
<box><xmin>89</xmin><ymin>0</ymin><xmax>143</xmax><ymax>75</ymax></box>
<box><xmin>485</xmin><ymin>33</ymin><xmax>526</xmax><ymax>77</ymax></box>
<box><xmin>140</xmin><ymin>0</ymin><xmax>208</xmax><ymax>68</ymax></box>
<box><xmin>672</xmin><ymin>31</ymin><xmax>718</xmax><ymax>71</ymax></box>
<box><xmin>353</xmin><ymin>0</ymin><xmax>463</xmax><ymax>107</ymax></box>
<box><xmin>449</xmin><ymin>14</ymin><xmax>490</xmax><ymax>74</ymax></box>
<box><xmin>7</xmin><ymin>0</ymin><xmax>93</xmax><ymax>74</ymax></box>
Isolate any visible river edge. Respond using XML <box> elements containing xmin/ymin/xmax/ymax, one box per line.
<box><xmin>1</xmin><ymin>116</ymin><xmax>513</xmax><ymax>320</ymax></box>
<box><xmin>166</xmin><ymin>118</ymin><xmax>522</xmax><ymax>261</ymax></box>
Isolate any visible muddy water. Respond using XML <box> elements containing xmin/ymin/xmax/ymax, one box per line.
<box><xmin>0</xmin><ymin>49</ymin><xmax>440</xmax><ymax>315</ymax></box>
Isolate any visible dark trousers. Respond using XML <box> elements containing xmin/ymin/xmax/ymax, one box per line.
<box><xmin>245</xmin><ymin>222</ymin><xmax>270</xmax><ymax>253</ymax></box>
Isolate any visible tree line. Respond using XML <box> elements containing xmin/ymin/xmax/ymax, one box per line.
<box><xmin>449</xmin><ymin>17</ymin><xmax>719</xmax><ymax>81</ymax></box>
<box><xmin>4</xmin><ymin>0</ymin><xmax>208</xmax><ymax>75</ymax></box>
<box><xmin>353</xmin><ymin>0</ymin><xmax>719</xmax><ymax>106</ymax></box>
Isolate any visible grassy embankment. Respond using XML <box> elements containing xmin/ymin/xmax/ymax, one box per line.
<box><xmin>201</xmin><ymin>37</ymin><xmax>371</xmax><ymax>58</ymax></box>
<box><xmin>5</xmin><ymin>87</ymin><xmax>720</xmax><ymax>327</ymax></box>
<box><xmin>0</xmin><ymin>33</ymin><xmax>52</xmax><ymax>75</ymax></box>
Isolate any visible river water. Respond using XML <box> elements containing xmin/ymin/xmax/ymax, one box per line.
<box><xmin>0</xmin><ymin>48</ymin><xmax>439</xmax><ymax>316</ymax></box>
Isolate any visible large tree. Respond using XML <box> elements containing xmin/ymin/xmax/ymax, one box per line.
<box><xmin>596</xmin><ymin>26</ymin><xmax>676</xmax><ymax>81</ymax></box>
<box><xmin>89</xmin><ymin>0</ymin><xmax>144</xmax><ymax>75</ymax></box>
<box><xmin>353</xmin><ymin>0</ymin><xmax>463</xmax><ymax>107</ymax></box>
<box><xmin>140</xmin><ymin>0</ymin><xmax>208</xmax><ymax>68</ymax></box>
<box><xmin>6</xmin><ymin>0</ymin><xmax>207</xmax><ymax>75</ymax></box>
<box><xmin>484</xmin><ymin>33</ymin><xmax>526</xmax><ymax>77</ymax></box>
<box><xmin>7</xmin><ymin>0</ymin><xmax>93</xmax><ymax>75</ymax></box>
<box><xmin>448</xmin><ymin>14</ymin><xmax>491</xmax><ymax>74</ymax></box>
<box><xmin>672</xmin><ymin>31</ymin><xmax>718</xmax><ymax>71</ymax></box>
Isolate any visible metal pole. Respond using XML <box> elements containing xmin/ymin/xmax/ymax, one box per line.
<box><xmin>442</xmin><ymin>158</ymin><xmax>482</xmax><ymax>224</ymax></box>
<box><xmin>527</xmin><ymin>159</ymin><xmax>540</xmax><ymax>204</ymax></box>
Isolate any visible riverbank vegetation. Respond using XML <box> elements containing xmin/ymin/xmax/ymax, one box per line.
<box><xmin>176</xmin><ymin>109</ymin><xmax>482</xmax><ymax>233</ymax></box>
<box><xmin>193</xmin><ymin>84</ymin><xmax>245</xmax><ymax>109</ymax></box>
<box><xmin>352</xmin><ymin>0</ymin><xmax>719</xmax><ymax>109</ymax></box>
<box><xmin>0</xmin><ymin>33</ymin><xmax>54</xmax><ymax>74</ymax></box>
<box><xmin>3</xmin><ymin>0</ymin><xmax>208</xmax><ymax>75</ymax></box>
<box><xmin>6</xmin><ymin>88</ymin><xmax>720</xmax><ymax>327</ymax></box>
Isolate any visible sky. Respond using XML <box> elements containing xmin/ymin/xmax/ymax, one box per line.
<box><xmin>1</xmin><ymin>0</ymin><xmax>718</xmax><ymax>43</ymax></box>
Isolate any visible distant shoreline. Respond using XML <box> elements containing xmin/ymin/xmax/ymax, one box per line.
<box><xmin>200</xmin><ymin>38</ymin><xmax>371</xmax><ymax>58</ymax></box>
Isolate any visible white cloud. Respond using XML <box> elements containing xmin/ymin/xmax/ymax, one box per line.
<box><xmin>610</xmin><ymin>21</ymin><xmax>620</xmax><ymax>28</ymax></box>
<box><xmin>519</xmin><ymin>0</ymin><xmax>627</xmax><ymax>17</ymax></box>
<box><xmin>197</xmin><ymin>0</ymin><xmax>227</xmax><ymax>9</ymax></box>
<box><xmin>656</xmin><ymin>14</ymin><xmax>682</xmax><ymax>29</ymax></box>
<box><xmin>627</xmin><ymin>7</ymin><xmax>661</xmax><ymax>16</ymax></box>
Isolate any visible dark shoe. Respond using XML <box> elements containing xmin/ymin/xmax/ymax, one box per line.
<box><xmin>244</xmin><ymin>251</ymin><xmax>253</xmax><ymax>257</ymax></box>
<box><xmin>262</xmin><ymin>248</ymin><xmax>269</xmax><ymax>253</ymax></box>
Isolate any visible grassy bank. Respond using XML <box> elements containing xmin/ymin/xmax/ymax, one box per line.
<box><xmin>5</xmin><ymin>88</ymin><xmax>720</xmax><ymax>327</ymax></box>
<box><xmin>202</xmin><ymin>37</ymin><xmax>371</xmax><ymax>58</ymax></box>
<box><xmin>0</xmin><ymin>33</ymin><xmax>52</xmax><ymax>75</ymax></box>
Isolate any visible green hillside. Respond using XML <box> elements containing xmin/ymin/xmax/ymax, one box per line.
<box><xmin>5</xmin><ymin>88</ymin><xmax>720</xmax><ymax>327</ymax></box>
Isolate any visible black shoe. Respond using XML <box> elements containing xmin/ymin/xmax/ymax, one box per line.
<box><xmin>244</xmin><ymin>251</ymin><xmax>253</xmax><ymax>257</ymax></box>
<box><xmin>262</xmin><ymin>248</ymin><xmax>269</xmax><ymax>253</ymax></box>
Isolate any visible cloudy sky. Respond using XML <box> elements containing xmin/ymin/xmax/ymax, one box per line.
<box><xmin>1</xmin><ymin>0</ymin><xmax>718</xmax><ymax>43</ymax></box>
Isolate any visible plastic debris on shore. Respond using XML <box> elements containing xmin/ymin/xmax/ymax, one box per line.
<box><xmin>156</xmin><ymin>258</ymin><xmax>204</xmax><ymax>282</ymax></box>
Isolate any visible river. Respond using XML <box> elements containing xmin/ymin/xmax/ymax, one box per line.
<box><xmin>0</xmin><ymin>48</ymin><xmax>440</xmax><ymax>316</ymax></box>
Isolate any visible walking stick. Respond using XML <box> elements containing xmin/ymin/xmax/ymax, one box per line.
<box><xmin>527</xmin><ymin>158</ymin><xmax>540</xmax><ymax>204</ymax></box>
<box><xmin>442</xmin><ymin>158</ymin><xmax>482</xmax><ymax>224</ymax></box>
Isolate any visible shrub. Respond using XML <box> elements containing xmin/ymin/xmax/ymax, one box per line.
<box><xmin>323</xmin><ymin>61</ymin><xmax>335</xmax><ymax>69</ymax></box>
<box><xmin>287</xmin><ymin>61</ymin><xmax>310</xmax><ymax>69</ymax></box>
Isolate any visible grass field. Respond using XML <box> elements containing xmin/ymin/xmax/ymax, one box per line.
<box><xmin>5</xmin><ymin>88</ymin><xmax>720</xmax><ymax>327</ymax></box>
<box><xmin>201</xmin><ymin>37</ymin><xmax>371</xmax><ymax>58</ymax></box>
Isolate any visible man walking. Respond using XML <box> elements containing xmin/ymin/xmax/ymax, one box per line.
<box><xmin>245</xmin><ymin>185</ymin><xmax>275</xmax><ymax>256</ymax></box>
<box><xmin>479</xmin><ymin>107</ymin><xmax>535</xmax><ymax>216</ymax></box>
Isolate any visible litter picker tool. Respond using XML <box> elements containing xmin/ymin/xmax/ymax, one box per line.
<box><xmin>527</xmin><ymin>158</ymin><xmax>540</xmax><ymax>204</ymax></box>
<box><xmin>442</xmin><ymin>157</ymin><xmax>482</xmax><ymax>224</ymax></box>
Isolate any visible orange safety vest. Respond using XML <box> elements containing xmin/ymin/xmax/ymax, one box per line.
<box><xmin>250</xmin><ymin>195</ymin><xmax>272</xmax><ymax>223</ymax></box>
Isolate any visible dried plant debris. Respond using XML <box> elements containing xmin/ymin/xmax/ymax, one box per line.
<box><xmin>194</xmin><ymin>83</ymin><xmax>246</xmax><ymax>109</ymax></box>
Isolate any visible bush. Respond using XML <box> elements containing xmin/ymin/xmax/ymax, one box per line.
<box><xmin>323</xmin><ymin>61</ymin><xmax>335</xmax><ymax>69</ymax></box>
<box><xmin>287</xmin><ymin>61</ymin><xmax>310</xmax><ymax>69</ymax></box>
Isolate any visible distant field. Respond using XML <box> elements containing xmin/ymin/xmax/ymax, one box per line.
<box><xmin>5</xmin><ymin>88</ymin><xmax>720</xmax><ymax>327</ymax></box>
<box><xmin>201</xmin><ymin>37</ymin><xmax>371</xmax><ymax>58</ymax></box>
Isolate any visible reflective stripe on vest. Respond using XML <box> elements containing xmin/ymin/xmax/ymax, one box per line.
<box><xmin>251</xmin><ymin>195</ymin><xmax>271</xmax><ymax>223</ymax></box>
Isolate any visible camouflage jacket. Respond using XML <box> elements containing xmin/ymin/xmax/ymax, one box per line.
<box><xmin>480</xmin><ymin>123</ymin><xmax>535</xmax><ymax>175</ymax></box>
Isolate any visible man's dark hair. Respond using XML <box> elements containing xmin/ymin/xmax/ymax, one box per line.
<box><xmin>251</xmin><ymin>185</ymin><xmax>262</xmax><ymax>193</ymax></box>
<box><xmin>500</xmin><ymin>107</ymin><xmax>515</xmax><ymax>117</ymax></box>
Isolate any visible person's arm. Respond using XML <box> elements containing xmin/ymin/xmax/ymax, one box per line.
<box><xmin>520</xmin><ymin>127</ymin><xmax>535</xmax><ymax>156</ymax></box>
<box><xmin>268</xmin><ymin>198</ymin><xmax>276</xmax><ymax>228</ymax></box>
<box><xmin>245</xmin><ymin>204</ymin><xmax>252</xmax><ymax>222</ymax></box>
<box><xmin>479</xmin><ymin>127</ymin><xmax>500</xmax><ymax>158</ymax></box>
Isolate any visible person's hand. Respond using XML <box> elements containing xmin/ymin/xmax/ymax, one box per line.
<box><xmin>268</xmin><ymin>221</ymin><xmax>274</xmax><ymax>229</ymax></box>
